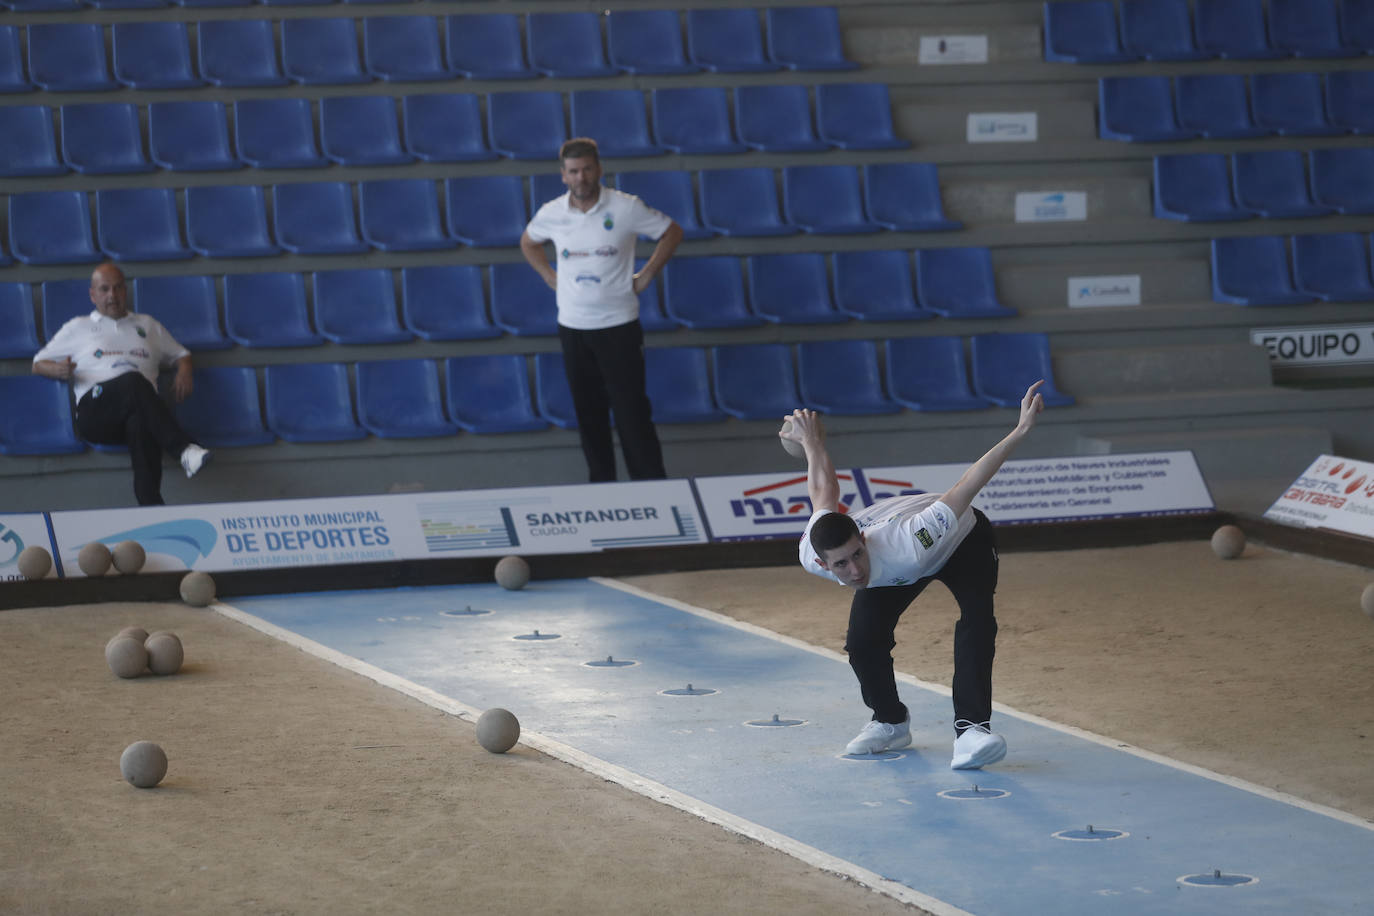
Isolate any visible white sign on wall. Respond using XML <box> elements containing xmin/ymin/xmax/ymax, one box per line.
<box><xmin>967</xmin><ymin>112</ymin><xmax>1038</xmax><ymax>143</ymax></box>
<box><xmin>918</xmin><ymin>35</ymin><xmax>989</xmax><ymax>65</ymax></box>
<box><xmin>1015</xmin><ymin>191</ymin><xmax>1087</xmax><ymax>222</ymax></box>
<box><xmin>0</xmin><ymin>514</ymin><xmax>57</xmax><ymax>581</ymax></box>
<box><xmin>1251</xmin><ymin>324</ymin><xmax>1374</xmax><ymax>365</ymax></box>
<box><xmin>1068</xmin><ymin>274</ymin><xmax>1142</xmax><ymax>308</ymax></box>
<box><xmin>1264</xmin><ymin>454</ymin><xmax>1374</xmax><ymax>539</ymax></box>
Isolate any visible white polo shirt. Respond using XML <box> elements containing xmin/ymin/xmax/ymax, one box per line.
<box><xmin>33</xmin><ymin>310</ymin><xmax>188</xmax><ymax>401</ymax></box>
<box><xmin>799</xmin><ymin>493</ymin><xmax>975</xmax><ymax>588</ymax></box>
<box><xmin>524</xmin><ymin>186</ymin><xmax>673</xmax><ymax>330</ymax></box>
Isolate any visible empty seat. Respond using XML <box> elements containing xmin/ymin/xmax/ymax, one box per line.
<box><xmin>969</xmin><ymin>333</ymin><xmax>1075</xmax><ymax>408</ymax></box>
<box><xmin>1153</xmin><ymin>153</ymin><xmax>1253</xmax><ymax>221</ymax></box>
<box><xmin>1043</xmin><ymin>0</ymin><xmax>1134</xmax><ymax>63</ymax></box>
<box><xmin>735</xmin><ymin>85</ymin><xmax>830</xmax><ymax>152</ymax></box>
<box><xmin>490</xmin><ymin>263</ymin><xmax>557</xmax><ymax>335</ymax></box>
<box><xmin>1231</xmin><ymin>151</ymin><xmax>1332</xmax><ymax>219</ymax></box>
<box><xmin>28</xmin><ymin>24</ymin><xmax>118</xmax><ymax>91</ymax></box>
<box><xmin>360</xmin><ymin>179</ymin><xmax>451</xmax><ymax>251</ymax></box>
<box><xmin>131</xmin><ymin>275</ymin><xmax>230</xmax><ymax>351</ymax></box>
<box><xmin>1291</xmin><ymin>232</ymin><xmax>1374</xmax><ymax>301</ymax></box>
<box><xmin>0</xmin><ymin>377</ymin><xmax>84</xmax><ymax>455</ymax></box>
<box><xmin>766</xmin><ymin>6</ymin><xmax>857</xmax><ymax>70</ymax></box>
<box><xmin>0</xmin><ymin>26</ymin><xmax>30</xmax><ymax>94</ymax></box>
<box><xmin>0</xmin><ymin>282</ymin><xmax>41</xmax><ymax>359</ymax></box>
<box><xmin>699</xmin><ymin>168</ymin><xmax>798</xmax><ymax>237</ymax></box>
<box><xmin>401</xmin><ymin>265</ymin><xmax>500</xmax><ymax>340</ymax></box>
<box><xmin>1120</xmin><ymin>0</ymin><xmax>1208</xmax><ymax>60</ymax></box>
<box><xmin>1270</xmin><ymin>0</ymin><xmax>1358</xmax><ymax>57</ymax></box>
<box><xmin>265</xmin><ymin>363</ymin><xmax>366</xmax><ymax>443</ymax></box>
<box><xmin>198</xmin><ymin>20</ymin><xmax>289</xmax><ymax>87</ymax></box>
<box><xmin>712</xmin><ymin>344</ymin><xmax>800</xmax><ymax>420</ymax></box>
<box><xmin>748</xmin><ymin>253</ymin><xmax>847</xmax><ymax>324</ymax></box>
<box><xmin>798</xmin><ymin>340</ymin><xmax>898</xmax><ymax>415</ymax></box>
<box><xmin>95</xmin><ymin>188</ymin><xmax>193</xmax><ymax>262</ymax></box>
<box><xmin>1252</xmin><ymin>72</ymin><xmax>1342</xmax><ymax>136</ymax></box>
<box><xmin>313</xmin><ymin>268</ymin><xmax>411</xmax><ymax>344</ymax></box>
<box><xmin>40</xmin><ymin>279</ymin><xmax>92</xmax><ymax>340</ymax></box>
<box><xmin>663</xmin><ymin>257</ymin><xmax>761</xmax><ymax>328</ymax></box>
<box><xmin>1340</xmin><ymin>0</ymin><xmax>1374</xmax><ymax>51</ymax></box>
<box><xmin>607</xmin><ymin>9</ymin><xmax>699</xmax><ymax>74</ymax></box>
<box><xmin>862</xmin><ymin>163</ymin><xmax>962</xmax><ymax>232</ymax></box>
<box><xmin>445</xmin><ymin>176</ymin><xmax>527</xmax><ymax>247</ymax></box>
<box><xmin>488</xmin><ymin>91</ymin><xmax>567</xmax><ymax>160</ymax></box>
<box><xmin>444</xmin><ymin>14</ymin><xmax>536</xmax><ymax>80</ymax></box>
<box><xmin>651</xmin><ymin>88</ymin><xmax>745</xmax><ymax>155</ymax></box>
<box><xmin>235</xmin><ymin>98</ymin><xmax>328</xmax><ymax>168</ymax></box>
<box><xmin>1310</xmin><ymin>147</ymin><xmax>1374</xmax><ymax>213</ymax></box>
<box><xmin>1324</xmin><ymin>71</ymin><xmax>1374</xmax><ymax>133</ymax></box>
<box><xmin>1195</xmin><ymin>0</ymin><xmax>1284</xmax><ymax>59</ymax></box>
<box><xmin>8</xmin><ymin>192</ymin><xmax>101</xmax><ymax>265</ymax></box>
<box><xmin>356</xmin><ymin>359</ymin><xmax>457</xmax><ymax>438</ymax></box>
<box><xmin>783</xmin><ymin>165</ymin><xmax>880</xmax><ymax>234</ymax></box>
<box><xmin>527</xmin><ymin>12</ymin><xmax>621</xmax><ymax>78</ymax></box>
<box><xmin>885</xmin><ymin>336</ymin><xmax>991</xmax><ymax>412</ymax></box>
<box><xmin>112</xmin><ymin>22</ymin><xmax>202</xmax><ymax>89</ymax></box>
<box><xmin>149</xmin><ymin>101</ymin><xmax>239</xmax><ymax>171</ymax></box>
<box><xmin>815</xmin><ymin>83</ymin><xmax>909</xmax><ymax>150</ymax></box>
<box><xmin>444</xmin><ymin>355</ymin><xmax>547</xmax><ymax>433</ymax></box>
<box><xmin>1210</xmin><ymin>236</ymin><xmax>1315</xmax><ymax>305</ymax></box>
<box><xmin>4</xmin><ymin>0</ymin><xmax>81</xmax><ymax>9</ymax></box>
<box><xmin>616</xmin><ymin>171</ymin><xmax>714</xmax><ymax>240</ymax></box>
<box><xmin>832</xmin><ymin>250</ymin><xmax>934</xmax><ymax>322</ymax></box>
<box><xmin>224</xmin><ymin>272</ymin><xmax>323</xmax><ymax>347</ymax></box>
<box><xmin>273</xmin><ymin>182</ymin><xmax>369</xmax><ymax>255</ymax></box>
<box><xmin>174</xmin><ymin>367</ymin><xmax>274</xmax><ymax>447</ymax></box>
<box><xmin>686</xmin><ymin>8</ymin><xmax>780</xmax><ymax>72</ymax></box>
<box><xmin>528</xmin><ymin>172</ymin><xmax>566</xmax><ymax>213</ymax></box>
<box><xmin>645</xmin><ymin>347</ymin><xmax>724</xmax><ymax>424</ymax></box>
<box><xmin>533</xmin><ymin>352</ymin><xmax>577</xmax><ymax>429</ymax></box>
<box><xmin>1174</xmin><ymin>74</ymin><xmax>1268</xmax><ymax>139</ymax></box>
<box><xmin>1099</xmin><ymin>76</ymin><xmax>1198</xmax><ymax>142</ymax></box>
<box><xmin>282</xmin><ymin>17</ymin><xmax>371</xmax><ymax>85</ymax></box>
<box><xmin>60</xmin><ymin>104</ymin><xmax>154</xmax><ymax>175</ymax></box>
<box><xmin>186</xmin><ymin>185</ymin><xmax>280</xmax><ymax>258</ymax></box>
<box><xmin>402</xmin><ymin>93</ymin><xmax>498</xmax><ymax>162</ymax></box>
<box><xmin>321</xmin><ymin>96</ymin><xmax>412</xmax><ymax>165</ymax></box>
<box><xmin>0</xmin><ymin>106</ymin><xmax>65</xmax><ymax>177</ymax></box>
<box><xmin>916</xmin><ymin>248</ymin><xmax>1016</xmax><ymax>318</ymax></box>
<box><xmin>570</xmin><ymin>90</ymin><xmax>665</xmax><ymax>157</ymax></box>
<box><xmin>364</xmin><ymin>15</ymin><xmax>448</xmax><ymax>82</ymax></box>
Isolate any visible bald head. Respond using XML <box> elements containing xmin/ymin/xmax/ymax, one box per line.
<box><xmin>90</xmin><ymin>262</ymin><xmax>128</xmax><ymax>319</ymax></box>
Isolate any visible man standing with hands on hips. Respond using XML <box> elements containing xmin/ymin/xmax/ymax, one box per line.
<box><xmin>520</xmin><ymin>138</ymin><xmax>684</xmax><ymax>482</ymax></box>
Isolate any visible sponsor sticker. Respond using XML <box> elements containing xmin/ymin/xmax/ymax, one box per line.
<box><xmin>918</xmin><ymin>35</ymin><xmax>989</xmax><ymax>65</ymax></box>
<box><xmin>1068</xmin><ymin>275</ymin><xmax>1141</xmax><ymax>308</ymax></box>
<box><xmin>1265</xmin><ymin>454</ymin><xmax>1374</xmax><ymax>539</ymax></box>
<box><xmin>1015</xmin><ymin>191</ymin><xmax>1087</xmax><ymax>223</ymax></box>
<box><xmin>1251</xmin><ymin>324</ymin><xmax>1374</xmax><ymax>365</ymax></box>
<box><xmin>915</xmin><ymin>528</ymin><xmax>934</xmax><ymax>548</ymax></box>
<box><xmin>967</xmin><ymin>112</ymin><xmax>1038</xmax><ymax>143</ymax></box>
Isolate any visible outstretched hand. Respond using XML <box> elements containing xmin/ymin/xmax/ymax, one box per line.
<box><xmin>1017</xmin><ymin>380</ymin><xmax>1046</xmax><ymax>434</ymax></box>
<box><xmin>780</xmin><ymin>408</ymin><xmax>824</xmax><ymax>450</ymax></box>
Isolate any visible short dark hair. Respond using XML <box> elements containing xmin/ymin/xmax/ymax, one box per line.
<box><xmin>809</xmin><ymin>511</ymin><xmax>860</xmax><ymax>558</ymax></box>
<box><xmin>560</xmin><ymin>137</ymin><xmax>600</xmax><ymax>163</ymax></box>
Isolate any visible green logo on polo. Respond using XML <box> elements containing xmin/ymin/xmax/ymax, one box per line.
<box><xmin>603</xmin><ymin>215</ymin><xmax>614</xmax><ymax>230</ymax></box>
<box><xmin>136</xmin><ymin>327</ymin><xmax>146</xmax><ymax>338</ymax></box>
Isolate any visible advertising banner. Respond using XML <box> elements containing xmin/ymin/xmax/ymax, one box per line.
<box><xmin>0</xmin><ymin>514</ymin><xmax>57</xmax><ymax>581</ymax></box>
<box><xmin>967</xmin><ymin>112</ymin><xmax>1038</xmax><ymax>143</ymax></box>
<box><xmin>1250</xmin><ymin>324</ymin><xmax>1374</xmax><ymax>365</ymax></box>
<box><xmin>918</xmin><ymin>35</ymin><xmax>989</xmax><ymax>65</ymax></box>
<box><xmin>1068</xmin><ymin>274</ymin><xmax>1141</xmax><ymax>308</ymax></box>
<box><xmin>1015</xmin><ymin>191</ymin><xmax>1087</xmax><ymax>222</ymax></box>
<box><xmin>1263</xmin><ymin>455</ymin><xmax>1374</xmax><ymax>539</ymax></box>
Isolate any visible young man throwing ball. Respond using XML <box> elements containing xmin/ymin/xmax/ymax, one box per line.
<box><xmin>783</xmin><ymin>381</ymin><xmax>1045</xmax><ymax>769</ymax></box>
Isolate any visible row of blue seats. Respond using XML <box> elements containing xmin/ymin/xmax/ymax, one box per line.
<box><xmin>0</xmin><ymin>84</ymin><xmax>905</xmax><ymax>177</ymax></box>
<box><xmin>0</xmin><ymin>166</ymin><xmax>959</xmax><ymax>265</ymax></box>
<box><xmin>1212</xmin><ymin>233</ymin><xmax>1374</xmax><ymax>303</ymax></box>
<box><xmin>0</xmin><ymin>333</ymin><xmax>1073</xmax><ymax>456</ymax></box>
<box><xmin>0</xmin><ymin>8</ymin><xmax>852</xmax><ymax>93</ymax></box>
<box><xmin>1046</xmin><ymin>0</ymin><xmax>1374</xmax><ymax>63</ymax></box>
<box><xmin>0</xmin><ymin>246</ymin><xmax>1009</xmax><ymax>358</ymax></box>
<box><xmin>1153</xmin><ymin>149</ymin><xmax>1374</xmax><ymax>220</ymax></box>
<box><xmin>1101</xmin><ymin>72</ymin><xmax>1374</xmax><ymax>142</ymax></box>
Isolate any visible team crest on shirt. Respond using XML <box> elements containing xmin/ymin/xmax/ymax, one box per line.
<box><xmin>915</xmin><ymin>528</ymin><xmax>934</xmax><ymax>548</ymax></box>
<box><xmin>603</xmin><ymin>215</ymin><xmax>614</xmax><ymax>230</ymax></box>
<box><xmin>93</xmin><ymin>349</ymin><xmax>103</xmax><ymax>358</ymax></box>
<box><xmin>561</xmin><ymin>249</ymin><xmax>571</xmax><ymax>259</ymax></box>
<box><xmin>136</xmin><ymin>327</ymin><xmax>146</xmax><ymax>338</ymax></box>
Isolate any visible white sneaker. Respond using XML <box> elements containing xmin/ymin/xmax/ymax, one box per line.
<box><xmin>844</xmin><ymin>716</ymin><xmax>912</xmax><ymax>755</ymax></box>
<box><xmin>180</xmin><ymin>444</ymin><xmax>211</xmax><ymax>479</ymax></box>
<box><xmin>951</xmin><ymin>720</ymin><xmax>1007</xmax><ymax>770</ymax></box>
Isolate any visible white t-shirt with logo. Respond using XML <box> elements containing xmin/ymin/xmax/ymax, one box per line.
<box><xmin>524</xmin><ymin>186</ymin><xmax>673</xmax><ymax>330</ymax></box>
<box><xmin>798</xmin><ymin>493</ymin><xmax>976</xmax><ymax>588</ymax></box>
<box><xmin>33</xmin><ymin>311</ymin><xmax>189</xmax><ymax>401</ymax></box>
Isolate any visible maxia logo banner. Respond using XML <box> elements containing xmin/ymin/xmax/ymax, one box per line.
<box><xmin>695</xmin><ymin>470</ymin><xmax>929</xmax><ymax>541</ymax></box>
<box><xmin>1015</xmin><ymin>191</ymin><xmax>1087</xmax><ymax>222</ymax></box>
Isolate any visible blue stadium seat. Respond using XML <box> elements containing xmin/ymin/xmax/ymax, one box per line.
<box><xmin>607</xmin><ymin>9</ymin><xmax>699</xmax><ymax>74</ymax></box>
<box><xmin>402</xmin><ymin>93</ymin><xmax>498</xmax><ymax>162</ymax></box>
<box><xmin>1231</xmin><ymin>150</ymin><xmax>1332</xmax><ymax>218</ymax></box>
<box><xmin>832</xmin><ymin>250</ymin><xmax>934</xmax><ymax>322</ymax></box>
<box><xmin>264</xmin><ymin>363</ymin><xmax>367</xmax><ymax>443</ymax></box>
<box><xmin>28</xmin><ymin>24</ymin><xmax>118</xmax><ymax>92</ymax></box>
<box><xmin>149</xmin><ymin>101</ymin><xmax>239</xmax><ymax>171</ymax></box>
<box><xmin>1340</xmin><ymin>0</ymin><xmax>1374</xmax><ymax>51</ymax></box>
<box><xmin>616</xmin><ymin>170</ymin><xmax>713</xmax><ymax>240</ymax></box>
<box><xmin>570</xmin><ymin>90</ymin><xmax>666</xmax><ymax>157</ymax></box>
<box><xmin>528</xmin><ymin>172</ymin><xmax>566</xmax><ymax>213</ymax></box>
<box><xmin>885</xmin><ymin>336</ymin><xmax>992</xmax><ymax>412</ymax></box>
<box><xmin>40</xmin><ymin>279</ymin><xmax>91</xmax><ymax>341</ymax></box>
<box><xmin>1210</xmin><ymin>236</ymin><xmax>1315</xmax><ymax>305</ymax></box>
<box><xmin>735</xmin><ymin>85</ymin><xmax>830</xmax><ymax>152</ymax></box>
<box><xmin>766</xmin><ymin>6</ymin><xmax>857</xmax><ymax>70</ymax></box>
<box><xmin>645</xmin><ymin>347</ymin><xmax>724</xmax><ymax>424</ymax></box>
<box><xmin>1195</xmin><ymin>0</ymin><xmax>1284</xmax><ymax>59</ymax></box>
<box><xmin>488</xmin><ymin>91</ymin><xmax>568</xmax><ymax>160</ymax></box>
<box><xmin>1120</xmin><ymin>0</ymin><xmax>1208</xmax><ymax>60</ymax></box>
<box><xmin>782</xmin><ymin>166</ymin><xmax>881</xmax><ymax>234</ymax></box>
<box><xmin>1324</xmin><ymin>71</ymin><xmax>1374</xmax><ymax>133</ymax></box>
<box><xmin>0</xmin><ymin>26</ymin><xmax>30</xmax><ymax>94</ymax></box>
<box><xmin>1310</xmin><ymin>147</ymin><xmax>1374</xmax><ymax>213</ymax></box>
<box><xmin>175</xmin><ymin>0</ymin><xmax>251</xmax><ymax>8</ymax></box>
<box><xmin>313</xmin><ymin>268</ymin><xmax>411</xmax><ymax>344</ymax></box>
<box><xmin>663</xmin><ymin>257</ymin><xmax>761</xmax><ymax>329</ymax></box>
<box><xmin>95</xmin><ymin>188</ymin><xmax>193</xmax><ymax>262</ymax></box>
<box><xmin>1153</xmin><ymin>154</ymin><xmax>1253</xmax><ymax>221</ymax></box>
<box><xmin>198</xmin><ymin>20</ymin><xmax>289</xmax><ymax>87</ymax></box>
<box><xmin>862</xmin><ymin>163</ymin><xmax>962</xmax><ymax>232</ymax></box>
<box><xmin>527</xmin><ymin>12</ymin><xmax>621</xmax><ymax>78</ymax></box>
<box><xmin>444</xmin><ymin>14</ymin><xmax>536</xmax><ymax>80</ymax></box>
<box><xmin>969</xmin><ymin>334</ymin><xmax>1075</xmax><ymax>408</ymax></box>
<box><xmin>273</xmin><ymin>182</ymin><xmax>369</xmax><ymax>255</ymax></box>
<box><xmin>533</xmin><ymin>352</ymin><xmax>577</xmax><ymax>429</ymax></box>
<box><xmin>815</xmin><ymin>83</ymin><xmax>909</xmax><ymax>150</ymax></box>
<box><xmin>1174</xmin><ymin>74</ymin><xmax>1267</xmax><ymax>139</ymax></box>
<box><xmin>0</xmin><ymin>377</ymin><xmax>84</xmax><ymax>455</ymax></box>
<box><xmin>651</xmin><ymin>88</ymin><xmax>745</xmax><ymax>155</ymax></box>
<box><xmin>699</xmin><ymin>168</ymin><xmax>798</xmax><ymax>237</ymax></box>
<box><xmin>686</xmin><ymin>8</ymin><xmax>780</xmax><ymax>72</ymax></box>
<box><xmin>235</xmin><ymin>98</ymin><xmax>328</xmax><ymax>168</ymax></box>
<box><xmin>8</xmin><ymin>192</ymin><xmax>101</xmax><ymax>266</ymax></box>
<box><xmin>88</xmin><ymin>0</ymin><xmax>168</xmax><ymax>6</ymax></box>
<box><xmin>401</xmin><ymin>265</ymin><xmax>501</xmax><ymax>340</ymax></box>
<box><xmin>916</xmin><ymin>248</ymin><xmax>1017</xmax><ymax>318</ymax></box>
<box><xmin>1043</xmin><ymin>0</ymin><xmax>1134</xmax><ymax>63</ymax></box>
<box><xmin>712</xmin><ymin>343</ymin><xmax>800</xmax><ymax>420</ymax></box>
<box><xmin>224</xmin><ymin>272</ymin><xmax>323</xmax><ymax>347</ymax></box>
<box><xmin>1291</xmin><ymin>232</ymin><xmax>1374</xmax><ymax>301</ymax></box>
<box><xmin>321</xmin><ymin>96</ymin><xmax>412</xmax><ymax>166</ymax></box>
<box><xmin>174</xmin><ymin>367</ymin><xmax>274</xmax><ymax>448</ymax></box>
<box><xmin>748</xmin><ymin>253</ymin><xmax>847</xmax><ymax>324</ymax></box>
<box><xmin>364</xmin><ymin>15</ymin><xmax>448</xmax><ymax>82</ymax></box>
<box><xmin>1099</xmin><ymin>76</ymin><xmax>1198</xmax><ymax>142</ymax></box>
<box><xmin>1270</xmin><ymin>0</ymin><xmax>1359</xmax><ymax>57</ymax></box>
<box><xmin>60</xmin><ymin>104</ymin><xmax>154</xmax><ymax>175</ymax></box>
<box><xmin>112</xmin><ymin>22</ymin><xmax>202</xmax><ymax>89</ymax></box>
<box><xmin>0</xmin><ymin>282</ymin><xmax>41</xmax><ymax>359</ymax></box>
<box><xmin>633</xmin><ymin>260</ymin><xmax>677</xmax><ymax>333</ymax></box>
<box><xmin>490</xmin><ymin>263</ymin><xmax>558</xmax><ymax>336</ymax></box>
<box><xmin>131</xmin><ymin>275</ymin><xmax>231</xmax><ymax>351</ymax></box>
<box><xmin>1252</xmin><ymin>72</ymin><xmax>1342</xmax><ymax>136</ymax></box>
<box><xmin>357</xmin><ymin>359</ymin><xmax>457</xmax><ymax>438</ymax></box>
<box><xmin>282</xmin><ymin>17</ymin><xmax>371</xmax><ymax>85</ymax></box>
<box><xmin>186</xmin><ymin>185</ymin><xmax>280</xmax><ymax>258</ymax></box>
<box><xmin>360</xmin><ymin>179</ymin><xmax>451</xmax><ymax>251</ymax></box>
<box><xmin>0</xmin><ymin>106</ymin><xmax>65</xmax><ymax>177</ymax></box>
<box><xmin>799</xmin><ymin>340</ymin><xmax>898</xmax><ymax>415</ymax></box>
<box><xmin>445</xmin><ymin>176</ymin><xmax>527</xmax><ymax>247</ymax></box>
<box><xmin>444</xmin><ymin>355</ymin><xmax>547</xmax><ymax>433</ymax></box>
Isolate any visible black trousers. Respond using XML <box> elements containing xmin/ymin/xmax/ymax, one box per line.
<box><xmin>558</xmin><ymin>320</ymin><xmax>666</xmax><ymax>482</ymax></box>
<box><xmin>844</xmin><ymin>509</ymin><xmax>999</xmax><ymax>734</ymax></box>
<box><xmin>75</xmin><ymin>371</ymin><xmax>194</xmax><ymax>506</ymax></box>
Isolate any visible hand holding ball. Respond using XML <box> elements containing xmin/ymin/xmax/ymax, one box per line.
<box><xmin>778</xmin><ymin>418</ymin><xmax>805</xmax><ymax>459</ymax></box>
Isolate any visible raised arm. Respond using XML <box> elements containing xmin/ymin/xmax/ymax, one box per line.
<box><xmin>782</xmin><ymin>409</ymin><xmax>839</xmax><ymax>514</ymax></box>
<box><xmin>939</xmin><ymin>381</ymin><xmax>1045</xmax><ymax>518</ymax></box>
